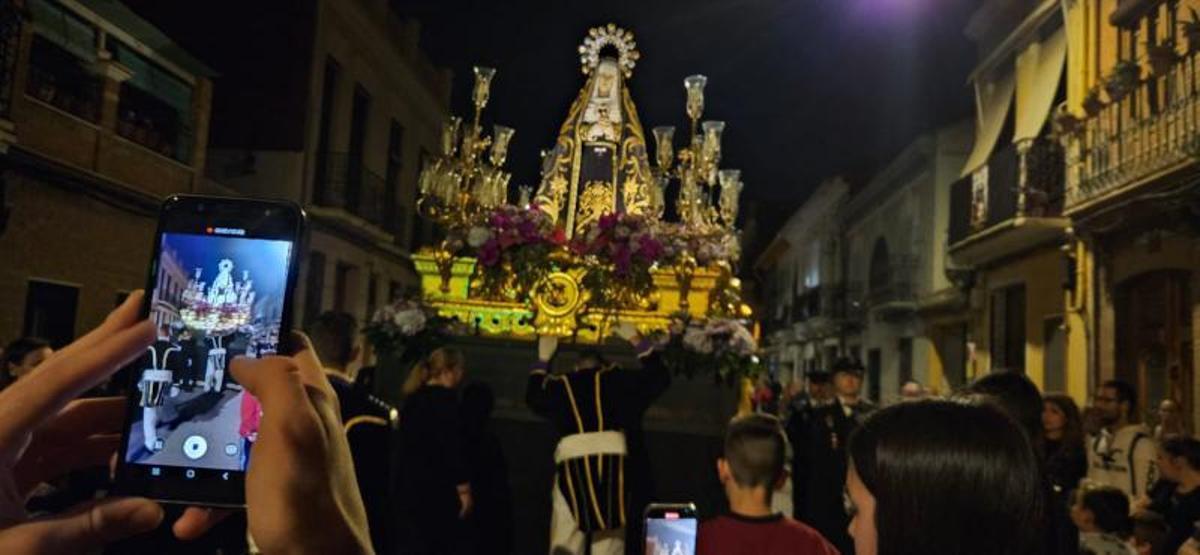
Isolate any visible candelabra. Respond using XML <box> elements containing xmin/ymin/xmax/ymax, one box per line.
<box><xmin>650</xmin><ymin>74</ymin><xmax>744</xmax><ymax>233</ymax></box>
<box><xmin>417</xmin><ymin>66</ymin><xmax>515</xmax><ymax>230</ymax></box>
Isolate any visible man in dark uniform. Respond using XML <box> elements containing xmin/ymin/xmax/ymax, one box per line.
<box><xmin>795</xmin><ymin>358</ymin><xmax>875</xmax><ymax>555</ymax></box>
<box><xmin>308</xmin><ymin>311</ymin><xmax>398</xmax><ymax>555</ymax></box>
<box><xmin>784</xmin><ymin>369</ymin><xmax>833</xmax><ymax>518</ymax></box>
<box><xmin>527</xmin><ymin>323</ymin><xmax>670</xmax><ymax>555</ymax></box>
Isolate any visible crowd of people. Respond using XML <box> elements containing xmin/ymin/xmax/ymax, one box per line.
<box><xmin>3</xmin><ymin>295</ymin><xmax>1200</xmax><ymax>555</ymax></box>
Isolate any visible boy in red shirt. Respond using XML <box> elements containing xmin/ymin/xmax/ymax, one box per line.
<box><xmin>698</xmin><ymin>414</ymin><xmax>840</xmax><ymax>555</ymax></box>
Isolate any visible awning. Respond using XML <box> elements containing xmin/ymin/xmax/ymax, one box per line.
<box><xmin>1013</xmin><ymin>26</ymin><xmax>1067</xmax><ymax>142</ymax></box>
<box><xmin>961</xmin><ymin>70</ymin><xmax>1015</xmax><ymax>177</ymax></box>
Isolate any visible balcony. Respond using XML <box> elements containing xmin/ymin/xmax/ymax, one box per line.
<box><xmin>865</xmin><ymin>256</ymin><xmax>918</xmax><ymax>320</ymax></box>
<box><xmin>315</xmin><ymin>152</ymin><xmax>387</xmax><ymax>230</ymax></box>
<box><xmin>1067</xmin><ymin>49</ymin><xmax>1200</xmax><ymax>212</ymax></box>
<box><xmin>948</xmin><ymin>138</ymin><xmax>1068</xmax><ymax>267</ymax></box>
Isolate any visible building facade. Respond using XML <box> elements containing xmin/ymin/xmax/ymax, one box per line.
<box><xmin>843</xmin><ymin>123</ymin><xmax>971</xmax><ymax>403</ymax></box>
<box><xmin>1060</xmin><ymin>0</ymin><xmax>1200</xmax><ymax>427</ymax></box>
<box><xmin>0</xmin><ymin>0</ymin><xmax>215</xmax><ymax>347</ymax></box>
<box><xmin>756</xmin><ymin>177</ymin><xmax>851</xmax><ymax>387</ymax></box>
<box><xmin>948</xmin><ymin>0</ymin><xmax>1080</xmax><ymax>399</ymax></box>
<box><xmin>128</xmin><ymin>0</ymin><xmax>451</xmax><ymax>331</ymax></box>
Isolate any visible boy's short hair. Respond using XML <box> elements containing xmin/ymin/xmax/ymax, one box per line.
<box><xmin>724</xmin><ymin>414</ymin><xmax>788</xmax><ymax>489</ymax></box>
<box><xmin>1080</xmin><ymin>486</ymin><xmax>1131</xmax><ymax>536</ymax></box>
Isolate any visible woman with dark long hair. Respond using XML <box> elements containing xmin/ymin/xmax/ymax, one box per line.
<box><xmin>1044</xmin><ymin>393</ymin><xmax>1088</xmax><ymax>499</ymax></box>
<box><xmin>844</xmin><ymin>399</ymin><xmax>1046</xmax><ymax>555</ymax></box>
<box><xmin>398</xmin><ymin>347</ymin><xmax>472</xmax><ymax>554</ymax></box>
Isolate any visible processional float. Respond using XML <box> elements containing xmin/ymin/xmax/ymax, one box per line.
<box><xmin>413</xmin><ymin>24</ymin><xmax>751</xmax><ymax>342</ymax></box>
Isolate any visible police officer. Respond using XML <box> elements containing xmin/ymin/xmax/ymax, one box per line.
<box><xmin>794</xmin><ymin>358</ymin><xmax>874</xmax><ymax>555</ymax></box>
<box><xmin>308</xmin><ymin>311</ymin><xmax>398</xmax><ymax>555</ymax></box>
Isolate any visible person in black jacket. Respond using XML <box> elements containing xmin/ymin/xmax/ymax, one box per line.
<box><xmin>460</xmin><ymin>382</ymin><xmax>514</xmax><ymax>554</ymax></box>
<box><xmin>399</xmin><ymin>346</ymin><xmax>471</xmax><ymax>555</ymax></box>
<box><xmin>795</xmin><ymin>358</ymin><xmax>874</xmax><ymax>555</ymax></box>
<box><xmin>1145</xmin><ymin>436</ymin><xmax>1200</xmax><ymax>555</ymax></box>
<box><xmin>1043</xmin><ymin>393</ymin><xmax>1088</xmax><ymax>502</ymax></box>
<box><xmin>527</xmin><ymin>323</ymin><xmax>670</xmax><ymax>555</ymax></box>
<box><xmin>308</xmin><ymin>311</ymin><xmax>399</xmax><ymax>555</ymax></box>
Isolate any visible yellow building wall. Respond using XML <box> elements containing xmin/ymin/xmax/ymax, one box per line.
<box><xmin>975</xmin><ymin>246</ymin><xmax>1073</xmax><ymax>394</ymax></box>
<box><xmin>1066</xmin><ymin>239</ymin><xmax>1094</xmax><ymax>406</ymax></box>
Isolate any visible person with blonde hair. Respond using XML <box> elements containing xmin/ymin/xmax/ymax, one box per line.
<box><xmin>398</xmin><ymin>347</ymin><xmax>472</xmax><ymax>554</ymax></box>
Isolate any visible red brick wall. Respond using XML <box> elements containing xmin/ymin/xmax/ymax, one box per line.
<box><xmin>0</xmin><ymin>172</ymin><xmax>155</xmax><ymax>345</ymax></box>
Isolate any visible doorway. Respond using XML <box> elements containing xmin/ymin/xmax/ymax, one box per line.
<box><xmin>1116</xmin><ymin>270</ymin><xmax>1193</xmax><ymax>423</ymax></box>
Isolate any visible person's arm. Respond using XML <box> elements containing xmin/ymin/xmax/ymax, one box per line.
<box><xmin>526</xmin><ymin>336</ymin><xmax>560</xmax><ymax>418</ymax></box>
<box><xmin>613</xmin><ymin>323</ymin><xmax>670</xmax><ymax>401</ymax></box>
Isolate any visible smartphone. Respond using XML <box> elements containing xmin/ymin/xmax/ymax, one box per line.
<box><xmin>644</xmin><ymin>503</ymin><xmax>699</xmax><ymax>555</ymax></box>
<box><xmin>114</xmin><ymin>195</ymin><xmax>305</xmax><ymax>506</ymax></box>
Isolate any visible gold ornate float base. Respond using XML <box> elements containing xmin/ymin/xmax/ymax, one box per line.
<box><xmin>414</xmin><ymin>253</ymin><xmax>739</xmax><ymax>343</ymax></box>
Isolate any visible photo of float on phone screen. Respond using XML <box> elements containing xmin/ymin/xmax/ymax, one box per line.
<box><xmin>644</xmin><ymin>503</ymin><xmax>698</xmax><ymax>555</ymax></box>
<box><xmin>115</xmin><ymin>195</ymin><xmax>304</xmax><ymax>506</ymax></box>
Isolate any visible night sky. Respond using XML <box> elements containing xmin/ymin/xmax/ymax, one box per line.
<box><xmin>395</xmin><ymin>0</ymin><xmax>982</xmax><ymax>257</ymax></box>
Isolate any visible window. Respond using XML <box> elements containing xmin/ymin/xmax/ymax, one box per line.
<box><xmin>333</xmin><ymin>262</ymin><xmax>355</xmax><ymax>313</ymax></box>
<box><xmin>868</xmin><ymin>238</ymin><xmax>891</xmax><ymax>300</ymax></box>
<box><xmin>387</xmin><ymin>120</ymin><xmax>405</xmax><ymax>242</ymax></box>
<box><xmin>990</xmin><ymin>285</ymin><xmax>1027</xmax><ymax>373</ymax></box>
<box><xmin>0</xmin><ymin>2</ymin><xmax>22</xmax><ymax>118</ymax></box>
<box><xmin>868</xmin><ymin>349</ymin><xmax>882</xmax><ymax>402</ymax></box>
<box><xmin>899</xmin><ymin>337</ymin><xmax>913</xmax><ymax>385</ymax></box>
<box><xmin>1043</xmin><ymin>317</ymin><xmax>1066</xmax><ymax>393</ymax></box>
<box><xmin>303</xmin><ymin>251</ymin><xmax>326</xmax><ymax>329</ymax></box>
<box><xmin>110</xmin><ymin>43</ymin><xmax>194</xmax><ymax>162</ymax></box>
<box><xmin>23</xmin><ymin>280</ymin><xmax>79</xmax><ymax>348</ymax></box>
<box><xmin>314</xmin><ymin>57</ymin><xmax>339</xmax><ymax>206</ymax></box>
<box><xmin>366</xmin><ymin>273</ymin><xmax>378</xmax><ymax>321</ymax></box>
<box><xmin>26</xmin><ymin>34</ymin><xmax>100</xmax><ymax>121</ymax></box>
<box><xmin>347</xmin><ymin>85</ymin><xmax>371</xmax><ymax>213</ymax></box>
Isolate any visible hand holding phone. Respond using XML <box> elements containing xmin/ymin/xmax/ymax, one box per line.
<box><xmin>0</xmin><ymin>292</ymin><xmax>216</xmax><ymax>552</ymax></box>
<box><xmin>645</xmin><ymin>503</ymin><xmax>698</xmax><ymax>555</ymax></box>
<box><xmin>229</xmin><ymin>334</ymin><xmax>371</xmax><ymax>554</ymax></box>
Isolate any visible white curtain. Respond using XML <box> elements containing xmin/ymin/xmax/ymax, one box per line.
<box><xmin>961</xmin><ymin>70</ymin><xmax>1016</xmax><ymax>177</ymax></box>
<box><xmin>1014</xmin><ymin>27</ymin><xmax>1068</xmax><ymax>142</ymax></box>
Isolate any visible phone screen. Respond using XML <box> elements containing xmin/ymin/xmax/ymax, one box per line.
<box><xmin>116</xmin><ymin>196</ymin><xmax>302</xmax><ymax>505</ymax></box>
<box><xmin>645</xmin><ymin>510</ymin><xmax>698</xmax><ymax>555</ymax></box>
<box><xmin>123</xmin><ymin>231</ymin><xmax>292</xmax><ymax>472</ymax></box>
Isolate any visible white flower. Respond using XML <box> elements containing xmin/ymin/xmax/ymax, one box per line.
<box><xmin>683</xmin><ymin>326</ymin><xmax>714</xmax><ymax>354</ymax></box>
<box><xmin>467</xmin><ymin>226</ymin><xmax>493</xmax><ymax>248</ymax></box>
<box><xmin>392</xmin><ymin>308</ymin><xmax>427</xmax><ymax>335</ymax></box>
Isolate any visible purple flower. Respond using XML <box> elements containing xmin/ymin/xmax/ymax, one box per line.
<box><xmin>479</xmin><ymin>239</ymin><xmax>501</xmax><ymax>267</ymax></box>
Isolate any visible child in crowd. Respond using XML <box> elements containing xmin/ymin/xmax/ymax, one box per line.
<box><xmin>697</xmin><ymin>414</ymin><xmax>838</xmax><ymax>555</ymax></box>
<box><xmin>1071</xmin><ymin>485</ymin><xmax>1137</xmax><ymax>555</ymax></box>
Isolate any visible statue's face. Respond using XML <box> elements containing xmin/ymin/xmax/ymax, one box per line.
<box><xmin>595</xmin><ymin>59</ymin><xmax>619</xmax><ymax>99</ymax></box>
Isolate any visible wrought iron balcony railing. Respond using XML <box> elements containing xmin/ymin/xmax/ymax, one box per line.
<box><xmin>1068</xmin><ymin>50</ymin><xmax>1200</xmax><ymax>208</ymax></box>
<box><xmin>316</xmin><ymin>152</ymin><xmax>387</xmax><ymax>229</ymax></box>
<box><xmin>948</xmin><ymin>138</ymin><xmax>1065</xmax><ymax>248</ymax></box>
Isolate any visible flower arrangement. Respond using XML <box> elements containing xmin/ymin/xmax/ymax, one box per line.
<box><xmin>572</xmin><ymin>213</ymin><xmax>664</xmax><ymax>309</ymax></box>
<box><xmin>658</xmin><ymin>224</ymin><xmax>741</xmax><ymax>266</ymax></box>
<box><xmin>364</xmin><ymin>296</ymin><xmax>465</xmax><ymax>362</ymax></box>
<box><xmin>468</xmin><ymin>205</ymin><xmax>565</xmax><ymax>298</ymax></box>
<box><xmin>658</xmin><ymin>315</ymin><xmax>762</xmax><ymax>385</ymax></box>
